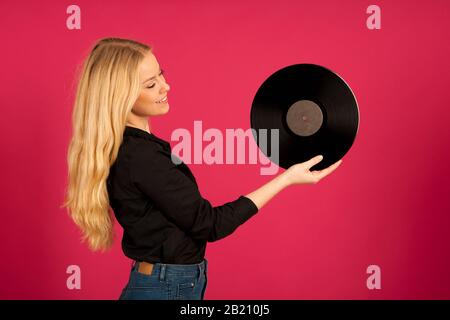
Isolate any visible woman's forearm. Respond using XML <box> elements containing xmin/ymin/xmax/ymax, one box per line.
<box><xmin>245</xmin><ymin>171</ymin><xmax>291</xmax><ymax>210</ymax></box>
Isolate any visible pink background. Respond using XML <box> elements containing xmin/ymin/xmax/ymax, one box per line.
<box><xmin>1</xmin><ymin>0</ymin><xmax>449</xmax><ymax>299</ymax></box>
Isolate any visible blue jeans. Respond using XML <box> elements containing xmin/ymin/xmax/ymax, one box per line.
<box><xmin>119</xmin><ymin>259</ymin><xmax>208</xmax><ymax>300</ymax></box>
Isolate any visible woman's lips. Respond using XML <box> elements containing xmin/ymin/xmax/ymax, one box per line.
<box><xmin>156</xmin><ymin>96</ymin><xmax>168</xmax><ymax>104</ymax></box>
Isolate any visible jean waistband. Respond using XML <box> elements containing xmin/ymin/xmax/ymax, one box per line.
<box><xmin>132</xmin><ymin>259</ymin><xmax>208</xmax><ymax>280</ymax></box>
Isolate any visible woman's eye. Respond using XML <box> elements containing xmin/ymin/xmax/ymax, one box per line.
<box><xmin>146</xmin><ymin>69</ymin><xmax>165</xmax><ymax>89</ymax></box>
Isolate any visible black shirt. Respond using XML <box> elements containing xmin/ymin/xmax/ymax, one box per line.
<box><xmin>106</xmin><ymin>126</ymin><xmax>259</xmax><ymax>264</ymax></box>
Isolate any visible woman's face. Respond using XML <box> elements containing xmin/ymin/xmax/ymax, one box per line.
<box><xmin>132</xmin><ymin>52</ymin><xmax>170</xmax><ymax>117</ymax></box>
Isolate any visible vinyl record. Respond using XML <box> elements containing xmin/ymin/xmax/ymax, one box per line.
<box><xmin>250</xmin><ymin>63</ymin><xmax>359</xmax><ymax>171</ymax></box>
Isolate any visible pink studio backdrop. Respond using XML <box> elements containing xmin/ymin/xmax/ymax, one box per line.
<box><xmin>1</xmin><ymin>0</ymin><xmax>449</xmax><ymax>299</ymax></box>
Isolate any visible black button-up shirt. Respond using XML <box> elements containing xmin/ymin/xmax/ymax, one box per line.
<box><xmin>106</xmin><ymin>126</ymin><xmax>259</xmax><ymax>264</ymax></box>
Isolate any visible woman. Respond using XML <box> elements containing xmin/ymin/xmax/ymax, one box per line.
<box><xmin>62</xmin><ymin>37</ymin><xmax>342</xmax><ymax>300</ymax></box>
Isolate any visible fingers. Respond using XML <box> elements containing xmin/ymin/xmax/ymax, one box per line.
<box><xmin>315</xmin><ymin>159</ymin><xmax>343</xmax><ymax>180</ymax></box>
<box><xmin>304</xmin><ymin>155</ymin><xmax>324</xmax><ymax>169</ymax></box>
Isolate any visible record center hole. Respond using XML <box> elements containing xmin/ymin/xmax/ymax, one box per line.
<box><xmin>286</xmin><ymin>100</ymin><xmax>323</xmax><ymax>137</ymax></box>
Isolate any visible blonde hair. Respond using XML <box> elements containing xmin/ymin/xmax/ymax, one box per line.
<box><xmin>61</xmin><ymin>37</ymin><xmax>151</xmax><ymax>251</ymax></box>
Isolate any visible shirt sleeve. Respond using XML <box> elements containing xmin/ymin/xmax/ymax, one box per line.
<box><xmin>129</xmin><ymin>142</ymin><xmax>259</xmax><ymax>242</ymax></box>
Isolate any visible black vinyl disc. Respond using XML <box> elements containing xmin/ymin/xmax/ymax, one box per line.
<box><xmin>250</xmin><ymin>64</ymin><xmax>359</xmax><ymax>171</ymax></box>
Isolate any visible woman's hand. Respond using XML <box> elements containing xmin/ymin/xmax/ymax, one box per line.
<box><xmin>244</xmin><ymin>155</ymin><xmax>343</xmax><ymax>210</ymax></box>
<box><xmin>284</xmin><ymin>155</ymin><xmax>342</xmax><ymax>186</ymax></box>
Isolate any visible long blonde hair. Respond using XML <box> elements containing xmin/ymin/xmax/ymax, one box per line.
<box><xmin>61</xmin><ymin>37</ymin><xmax>151</xmax><ymax>251</ymax></box>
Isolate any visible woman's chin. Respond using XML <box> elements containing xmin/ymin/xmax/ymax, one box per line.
<box><xmin>151</xmin><ymin>102</ymin><xmax>170</xmax><ymax>115</ymax></box>
<box><xmin>161</xmin><ymin>104</ymin><xmax>170</xmax><ymax>114</ymax></box>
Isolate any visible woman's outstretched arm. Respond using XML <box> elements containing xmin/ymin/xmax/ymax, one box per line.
<box><xmin>245</xmin><ymin>155</ymin><xmax>343</xmax><ymax>210</ymax></box>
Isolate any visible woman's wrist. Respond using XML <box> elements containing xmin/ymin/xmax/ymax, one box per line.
<box><xmin>278</xmin><ymin>170</ymin><xmax>292</xmax><ymax>189</ymax></box>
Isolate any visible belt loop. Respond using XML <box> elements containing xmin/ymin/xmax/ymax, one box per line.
<box><xmin>197</xmin><ymin>261</ymin><xmax>204</xmax><ymax>283</ymax></box>
<box><xmin>159</xmin><ymin>264</ymin><xmax>166</xmax><ymax>281</ymax></box>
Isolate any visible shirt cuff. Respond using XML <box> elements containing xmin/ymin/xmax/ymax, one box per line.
<box><xmin>232</xmin><ymin>195</ymin><xmax>259</xmax><ymax>224</ymax></box>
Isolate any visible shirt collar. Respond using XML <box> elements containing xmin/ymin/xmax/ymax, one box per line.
<box><xmin>124</xmin><ymin>126</ymin><xmax>171</xmax><ymax>150</ymax></box>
